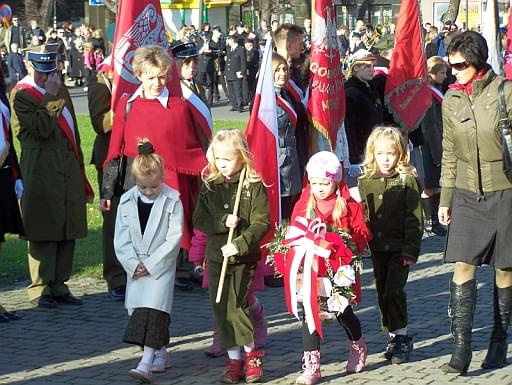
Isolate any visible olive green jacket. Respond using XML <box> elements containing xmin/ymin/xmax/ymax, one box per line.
<box><xmin>358</xmin><ymin>171</ymin><xmax>423</xmax><ymax>260</ymax></box>
<box><xmin>10</xmin><ymin>81</ymin><xmax>87</xmax><ymax>241</ymax></box>
<box><xmin>440</xmin><ymin>69</ymin><xmax>512</xmax><ymax>207</ymax></box>
<box><xmin>192</xmin><ymin>172</ymin><xmax>270</xmax><ymax>264</ymax></box>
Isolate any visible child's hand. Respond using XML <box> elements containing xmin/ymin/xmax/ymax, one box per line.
<box><xmin>194</xmin><ymin>265</ymin><xmax>204</xmax><ymax>279</ymax></box>
<box><xmin>225</xmin><ymin>214</ymin><xmax>240</xmax><ymax>229</ymax></box>
<box><xmin>134</xmin><ymin>262</ymin><xmax>149</xmax><ymax>278</ymax></box>
<box><xmin>401</xmin><ymin>257</ymin><xmax>416</xmax><ymax>266</ymax></box>
<box><xmin>221</xmin><ymin>243</ymin><xmax>238</xmax><ymax>259</ymax></box>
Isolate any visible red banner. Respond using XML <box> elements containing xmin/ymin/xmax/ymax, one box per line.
<box><xmin>384</xmin><ymin>0</ymin><xmax>431</xmax><ymax>131</ymax></box>
<box><xmin>308</xmin><ymin>0</ymin><xmax>345</xmax><ymax>151</ymax></box>
<box><xmin>111</xmin><ymin>0</ymin><xmax>180</xmax><ymax>111</ymax></box>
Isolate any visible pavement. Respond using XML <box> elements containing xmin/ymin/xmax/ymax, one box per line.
<box><xmin>2</xmin><ymin>233</ymin><xmax>512</xmax><ymax>385</ymax></box>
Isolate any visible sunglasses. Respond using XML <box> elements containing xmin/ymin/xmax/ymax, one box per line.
<box><xmin>448</xmin><ymin>60</ymin><xmax>470</xmax><ymax>71</ymax></box>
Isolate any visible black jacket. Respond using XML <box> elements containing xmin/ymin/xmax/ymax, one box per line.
<box><xmin>345</xmin><ymin>76</ymin><xmax>384</xmax><ymax>164</ymax></box>
<box><xmin>225</xmin><ymin>44</ymin><xmax>246</xmax><ymax>81</ymax></box>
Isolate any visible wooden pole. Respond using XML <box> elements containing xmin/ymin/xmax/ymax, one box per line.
<box><xmin>215</xmin><ymin>167</ymin><xmax>247</xmax><ymax>303</ymax></box>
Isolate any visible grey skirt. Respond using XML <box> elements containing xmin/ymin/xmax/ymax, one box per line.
<box><xmin>444</xmin><ymin>188</ymin><xmax>512</xmax><ymax>269</ymax></box>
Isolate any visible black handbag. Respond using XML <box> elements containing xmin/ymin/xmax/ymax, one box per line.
<box><xmin>498</xmin><ymin>80</ymin><xmax>512</xmax><ymax>183</ymax></box>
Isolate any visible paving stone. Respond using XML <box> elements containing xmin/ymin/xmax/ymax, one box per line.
<box><xmin>1</xmin><ymin>235</ymin><xmax>512</xmax><ymax>384</ymax></box>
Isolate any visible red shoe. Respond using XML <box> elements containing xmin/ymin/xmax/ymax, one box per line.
<box><xmin>221</xmin><ymin>359</ymin><xmax>244</xmax><ymax>384</ymax></box>
<box><xmin>244</xmin><ymin>350</ymin><xmax>264</xmax><ymax>383</ymax></box>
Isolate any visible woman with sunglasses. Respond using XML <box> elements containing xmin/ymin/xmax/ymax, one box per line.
<box><xmin>440</xmin><ymin>31</ymin><xmax>512</xmax><ymax>374</ymax></box>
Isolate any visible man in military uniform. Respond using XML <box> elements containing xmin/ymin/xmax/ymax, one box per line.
<box><xmin>10</xmin><ymin>50</ymin><xmax>92</xmax><ymax>308</ymax></box>
<box><xmin>87</xmin><ymin>56</ymin><xmax>127</xmax><ymax>301</ymax></box>
<box><xmin>171</xmin><ymin>42</ymin><xmax>212</xmax><ymax>291</ymax></box>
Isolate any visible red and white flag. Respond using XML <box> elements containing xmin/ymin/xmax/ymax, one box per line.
<box><xmin>110</xmin><ymin>0</ymin><xmax>180</xmax><ymax>111</ymax></box>
<box><xmin>308</xmin><ymin>0</ymin><xmax>345</xmax><ymax>151</ymax></box>
<box><xmin>245</xmin><ymin>36</ymin><xmax>281</xmax><ymax>242</ymax></box>
<box><xmin>384</xmin><ymin>0</ymin><xmax>431</xmax><ymax>131</ymax></box>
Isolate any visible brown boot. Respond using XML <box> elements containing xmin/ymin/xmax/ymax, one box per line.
<box><xmin>221</xmin><ymin>359</ymin><xmax>244</xmax><ymax>384</ymax></box>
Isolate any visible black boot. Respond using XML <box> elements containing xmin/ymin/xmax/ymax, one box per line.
<box><xmin>440</xmin><ymin>279</ymin><xmax>476</xmax><ymax>374</ymax></box>
<box><xmin>421</xmin><ymin>197</ymin><xmax>433</xmax><ymax>234</ymax></box>
<box><xmin>482</xmin><ymin>285</ymin><xmax>512</xmax><ymax>368</ymax></box>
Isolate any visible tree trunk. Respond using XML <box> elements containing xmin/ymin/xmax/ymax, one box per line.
<box><xmin>441</xmin><ymin>0</ymin><xmax>461</xmax><ymax>24</ymax></box>
<box><xmin>259</xmin><ymin>0</ymin><xmax>272</xmax><ymax>24</ymax></box>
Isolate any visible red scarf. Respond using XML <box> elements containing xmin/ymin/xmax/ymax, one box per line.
<box><xmin>448</xmin><ymin>67</ymin><xmax>489</xmax><ymax>97</ymax></box>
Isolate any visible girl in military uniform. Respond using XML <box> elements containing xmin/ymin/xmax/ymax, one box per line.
<box><xmin>358</xmin><ymin>127</ymin><xmax>423</xmax><ymax>365</ymax></box>
<box><xmin>115</xmin><ymin>140</ymin><xmax>183</xmax><ymax>383</ymax></box>
<box><xmin>193</xmin><ymin>129</ymin><xmax>269</xmax><ymax>384</ymax></box>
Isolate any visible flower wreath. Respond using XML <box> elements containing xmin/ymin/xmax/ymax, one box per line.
<box><xmin>265</xmin><ymin>217</ymin><xmax>363</xmax><ymax>337</ymax></box>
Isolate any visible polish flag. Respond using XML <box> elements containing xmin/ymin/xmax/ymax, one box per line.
<box><xmin>110</xmin><ymin>0</ymin><xmax>181</xmax><ymax>111</ymax></box>
<box><xmin>384</xmin><ymin>0</ymin><xmax>431</xmax><ymax>131</ymax></box>
<box><xmin>245</xmin><ymin>36</ymin><xmax>281</xmax><ymax>244</ymax></box>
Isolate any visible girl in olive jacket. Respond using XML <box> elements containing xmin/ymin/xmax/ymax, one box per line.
<box><xmin>358</xmin><ymin>127</ymin><xmax>423</xmax><ymax>366</ymax></box>
<box><xmin>192</xmin><ymin>129</ymin><xmax>269</xmax><ymax>384</ymax></box>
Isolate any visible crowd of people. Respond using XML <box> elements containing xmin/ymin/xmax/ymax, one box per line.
<box><xmin>1</xmin><ymin>12</ymin><xmax>512</xmax><ymax>385</ymax></box>
<box><xmin>0</xmin><ymin>17</ymin><xmax>107</xmax><ymax>91</ymax></box>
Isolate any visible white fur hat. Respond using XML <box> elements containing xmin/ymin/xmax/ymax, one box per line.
<box><xmin>306</xmin><ymin>151</ymin><xmax>342</xmax><ymax>182</ymax></box>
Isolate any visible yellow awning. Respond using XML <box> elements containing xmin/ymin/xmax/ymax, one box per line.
<box><xmin>161</xmin><ymin>0</ymin><xmax>246</xmax><ymax>9</ymax></box>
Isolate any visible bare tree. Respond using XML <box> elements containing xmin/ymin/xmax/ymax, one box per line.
<box><xmin>441</xmin><ymin>0</ymin><xmax>461</xmax><ymax>24</ymax></box>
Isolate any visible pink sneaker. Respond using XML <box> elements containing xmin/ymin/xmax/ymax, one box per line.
<box><xmin>250</xmin><ymin>304</ymin><xmax>268</xmax><ymax>349</ymax></box>
<box><xmin>346</xmin><ymin>337</ymin><xmax>367</xmax><ymax>373</ymax></box>
<box><xmin>129</xmin><ymin>361</ymin><xmax>152</xmax><ymax>383</ymax></box>
<box><xmin>295</xmin><ymin>350</ymin><xmax>321</xmax><ymax>385</ymax></box>
<box><xmin>152</xmin><ymin>350</ymin><xmax>171</xmax><ymax>372</ymax></box>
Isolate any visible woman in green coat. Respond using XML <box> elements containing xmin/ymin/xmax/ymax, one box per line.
<box><xmin>439</xmin><ymin>31</ymin><xmax>512</xmax><ymax>374</ymax></box>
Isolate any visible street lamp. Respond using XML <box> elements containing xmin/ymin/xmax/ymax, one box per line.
<box><xmin>53</xmin><ymin>0</ymin><xmax>57</xmax><ymax>29</ymax></box>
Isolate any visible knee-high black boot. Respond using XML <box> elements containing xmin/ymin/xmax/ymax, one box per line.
<box><xmin>482</xmin><ymin>285</ymin><xmax>512</xmax><ymax>368</ymax></box>
<box><xmin>421</xmin><ymin>197</ymin><xmax>433</xmax><ymax>233</ymax></box>
<box><xmin>440</xmin><ymin>279</ymin><xmax>477</xmax><ymax>374</ymax></box>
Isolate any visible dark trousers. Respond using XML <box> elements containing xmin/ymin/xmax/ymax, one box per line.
<box><xmin>206</xmin><ymin>71</ymin><xmax>217</xmax><ymax>105</ymax></box>
<box><xmin>227</xmin><ymin>79</ymin><xmax>243</xmax><ymax>109</ymax></box>
<box><xmin>208</xmin><ymin>260</ymin><xmax>255</xmax><ymax>348</ymax></box>
<box><xmin>302</xmin><ymin>305</ymin><xmax>362</xmax><ymax>351</ymax></box>
<box><xmin>97</xmin><ymin>169</ymin><xmax>126</xmax><ymax>290</ymax></box>
<box><xmin>371</xmin><ymin>250</ymin><xmax>410</xmax><ymax>332</ymax></box>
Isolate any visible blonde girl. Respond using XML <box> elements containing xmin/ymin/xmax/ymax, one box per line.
<box><xmin>193</xmin><ymin>129</ymin><xmax>270</xmax><ymax>384</ymax></box>
<box><xmin>115</xmin><ymin>139</ymin><xmax>183</xmax><ymax>383</ymax></box>
<box><xmin>358</xmin><ymin>126</ymin><xmax>423</xmax><ymax>365</ymax></box>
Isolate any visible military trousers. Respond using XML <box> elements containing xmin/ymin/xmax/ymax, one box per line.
<box><xmin>27</xmin><ymin>240</ymin><xmax>75</xmax><ymax>301</ymax></box>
